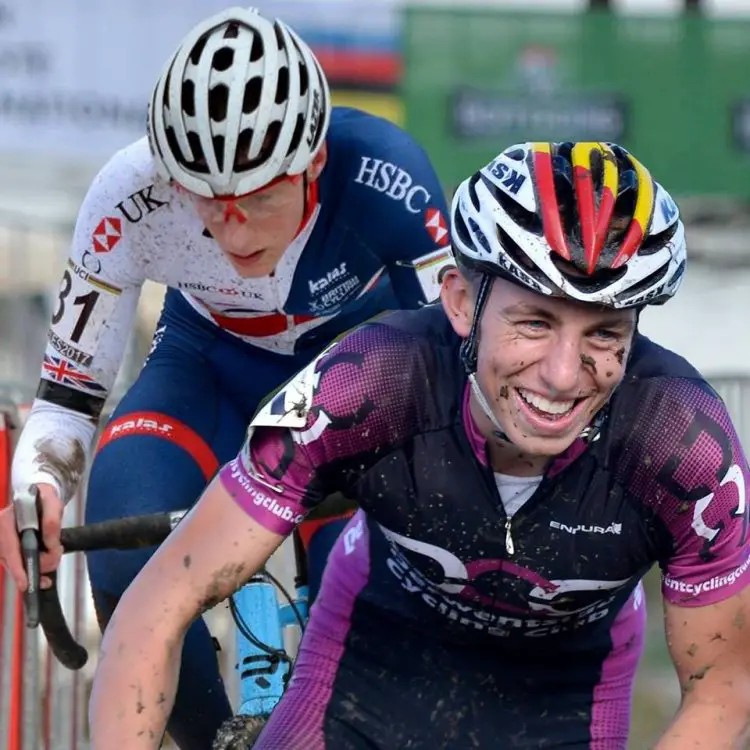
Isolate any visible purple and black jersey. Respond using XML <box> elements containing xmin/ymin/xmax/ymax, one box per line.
<box><xmin>220</xmin><ymin>306</ymin><xmax>750</xmax><ymax>748</ymax></box>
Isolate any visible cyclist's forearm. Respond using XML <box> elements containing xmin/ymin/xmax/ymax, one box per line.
<box><xmin>654</xmin><ymin>683</ymin><xmax>750</xmax><ymax>749</ymax></box>
<box><xmin>89</xmin><ymin>602</ymin><xmax>184</xmax><ymax>749</ymax></box>
<box><xmin>11</xmin><ymin>398</ymin><xmax>99</xmax><ymax>503</ymax></box>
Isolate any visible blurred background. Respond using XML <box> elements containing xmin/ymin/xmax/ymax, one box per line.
<box><xmin>1</xmin><ymin>0</ymin><xmax>750</xmax><ymax>747</ymax></box>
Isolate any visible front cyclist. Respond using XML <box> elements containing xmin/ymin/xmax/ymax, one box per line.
<box><xmin>0</xmin><ymin>7</ymin><xmax>452</xmax><ymax>748</ymax></box>
<box><xmin>90</xmin><ymin>141</ymin><xmax>750</xmax><ymax>749</ymax></box>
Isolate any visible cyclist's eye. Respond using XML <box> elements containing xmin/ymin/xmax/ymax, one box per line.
<box><xmin>519</xmin><ymin>319</ymin><xmax>549</xmax><ymax>332</ymax></box>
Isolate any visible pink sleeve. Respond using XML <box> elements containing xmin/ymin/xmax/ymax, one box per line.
<box><xmin>635</xmin><ymin>379</ymin><xmax>750</xmax><ymax>606</ymax></box>
<box><xmin>219</xmin><ymin>321</ymin><xmax>426</xmax><ymax>536</ymax></box>
<box><xmin>219</xmin><ymin>430</ymin><xmax>315</xmax><ymax>536</ymax></box>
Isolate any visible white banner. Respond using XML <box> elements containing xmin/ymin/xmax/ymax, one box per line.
<box><xmin>0</xmin><ymin>0</ymin><xmax>398</xmax><ymax>164</ymax></box>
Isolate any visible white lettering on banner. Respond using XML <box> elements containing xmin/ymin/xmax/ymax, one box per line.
<box><xmin>663</xmin><ymin>553</ymin><xmax>750</xmax><ymax>598</ymax></box>
<box><xmin>354</xmin><ymin>157</ymin><xmax>431</xmax><ymax>214</ymax></box>
<box><xmin>229</xmin><ymin>462</ymin><xmax>304</xmax><ymax>525</ymax></box>
<box><xmin>0</xmin><ymin>3</ymin><xmax>178</xmax><ymax>156</ymax></box>
<box><xmin>549</xmin><ymin>521</ymin><xmax>622</xmax><ymax>536</ymax></box>
<box><xmin>0</xmin><ymin>1</ymin><xmax>401</xmax><ymax>160</ymax></box>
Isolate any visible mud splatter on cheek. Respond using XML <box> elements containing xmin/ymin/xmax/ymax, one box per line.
<box><xmin>580</xmin><ymin>354</ymin><xmax>597</xmax><ymax>373</ymax></box>
<box><xmin>615</xmin><ymin>348</ymin><xmax>625</xmax><ymax>365</ymax></box>
<box><xmin>499</xmin><ymin>386</ymin><xmax>509</xmax><ymax>399</ymax></box>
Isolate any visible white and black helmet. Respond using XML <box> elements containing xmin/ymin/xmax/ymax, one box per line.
<box><xmin>148</xmin><ymin>6</ymin><xmax>331</xmax><ymax>197</ymax></box>
<box><xmin>451</xmin><ymin>141</ymin><xmax>687</xmax><ymax>309</ymax></box>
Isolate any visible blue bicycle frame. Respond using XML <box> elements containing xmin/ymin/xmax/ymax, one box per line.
<box><xmin>232</xmin><ymin>531</ymin><xmax>310</xmax><ymax>718</ymax></box>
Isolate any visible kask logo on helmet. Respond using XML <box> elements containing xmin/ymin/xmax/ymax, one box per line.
<box><xmin>488</xmin><ymin>159</ymin><xmax>527</xmax><ymax>196</ymax></box>
<box><xmin>305</xmin><ymin>90</ymin><xmax>322</xmax><ymax>149</ymax></box>
<box><xmin>660</xmin><ymin>194</ymin><xmax>678</xmax><ymax>224</ymax></box>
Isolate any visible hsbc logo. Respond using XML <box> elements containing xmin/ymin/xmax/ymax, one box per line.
<box><xmin>92</xmin><ymin>217</ymin><xmax>122</xmax><ymax>253</ymax></box>
<box><xmin>354</xmin><ymin>157</ymin><xmax>431</xmax><ymax>214</ymax></box>
<box><xmin>424</xmin><ymin>208</ymin><xmax>449</xmax><ymax>246</ymax></box>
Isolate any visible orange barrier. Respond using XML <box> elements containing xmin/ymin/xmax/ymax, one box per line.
<box><xmin>0</xmin><ymin>406</ymin><xmax>25</xmax><ymax>750</ymax></box>
<box><xmin>0</xmin><ymin>399</ymin><xmax>88</xmax><ymax>750</ymax></box>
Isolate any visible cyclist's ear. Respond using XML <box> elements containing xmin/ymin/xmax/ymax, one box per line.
<box><xmin>440</xmin><ymin>266</ymin><xmax>473</xmax><ymax>338</ymax></box>
<box><xmin>306</xmin><ymin>142</ymin><xmax>327</xmax><ymax>182</ymax></box>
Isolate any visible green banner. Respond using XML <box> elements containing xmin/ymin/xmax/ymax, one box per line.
<box><xmin>403</xmin><ymin>8</ymin><xmax>750</xmax><ymax>198</ymax></box>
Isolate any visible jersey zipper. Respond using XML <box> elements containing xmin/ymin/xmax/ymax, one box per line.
<box><xmin>504</xmin><ymin>515</ymin><xmax>515</xmax><ymax>556</ymax></box>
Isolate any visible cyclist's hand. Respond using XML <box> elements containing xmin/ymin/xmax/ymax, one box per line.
<box><xmin>37</xmin><ymin>483</ymin><xmax>65</xmax><ymax>588</ymax></box>
<box><xmin>0</xmin><ymin>482</ymin><xmax>64</xmax><ymax>591</ymax></box>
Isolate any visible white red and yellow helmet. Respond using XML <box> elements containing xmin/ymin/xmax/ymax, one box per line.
<box><xmin>451</xmin><ymin>141</ymin><xmax>686</xmax><ymax>308</ymax></box>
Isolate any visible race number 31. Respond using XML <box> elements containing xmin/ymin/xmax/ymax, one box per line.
<box><xmin>50</xmin><ymin>264</ymin><xmax>120</xmax><ymax>356</ymax></box>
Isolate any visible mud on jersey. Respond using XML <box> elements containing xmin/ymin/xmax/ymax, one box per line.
<box><xmin>41</xmin><ymin>107</ymin><xmax>452</xmax><ymax>397</ymax></box>
<box><xmin>11</xmin><ymin>107</ymin><xmax>453</xmax><ymax>501</ymax></box>
<box><xmin>222</xmin><ymin>306</ymin><xmax>750</xmax><ymax>650</ymax></box>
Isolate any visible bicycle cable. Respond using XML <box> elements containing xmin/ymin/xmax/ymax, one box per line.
<box><xmin>228</xmin><ymin>569</ymin><xmax>307</xmax><ymax>684</ymax></box>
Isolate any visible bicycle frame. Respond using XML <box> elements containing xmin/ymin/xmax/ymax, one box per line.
<box><xmin>233</xmin><ymin>541</ymin><xmax>309</xmax><ymax>719</ymax></box>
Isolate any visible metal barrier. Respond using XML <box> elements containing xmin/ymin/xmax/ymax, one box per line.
<box><xmin>0</xmin><ymin>396</ymin><xmax>38</xmax><ymax>750</ymax></box>
<box><xmin>0</xmin><ymin>394</ymin><xmax>88</xmax><ymax>750</ymax></box>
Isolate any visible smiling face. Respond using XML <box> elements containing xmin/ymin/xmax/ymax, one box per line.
<box><xmin>442</xmin><ymin>269</ymin><xmax>637</xmax><ymax>473</ymax></box>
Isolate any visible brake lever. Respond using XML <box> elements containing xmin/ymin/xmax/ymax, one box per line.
<box><xmin>13</xmin><ymin>485</ymin><xmax>42</xmax><ymax>628</ymax></box>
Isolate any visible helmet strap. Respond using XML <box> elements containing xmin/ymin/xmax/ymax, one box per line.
<box><xmin>459</xmin><ymin>274</ymin><xmax>511</xmax><ymax>441</ymax></box>
<box><xmin>459</xmin><ymin>273</ymin><xmax>493</xmax><ymax>375</ymax></box>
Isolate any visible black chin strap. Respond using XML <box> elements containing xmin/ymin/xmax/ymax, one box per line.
<box><xmin>459</xmin><ymin>274</ymin><xmax>493</xmax><ymax>375</ymax></box>
<box><xmin>459</xmin><ymin>275</ymin><xmax>511</xmax><ymax>441</ymax></box>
